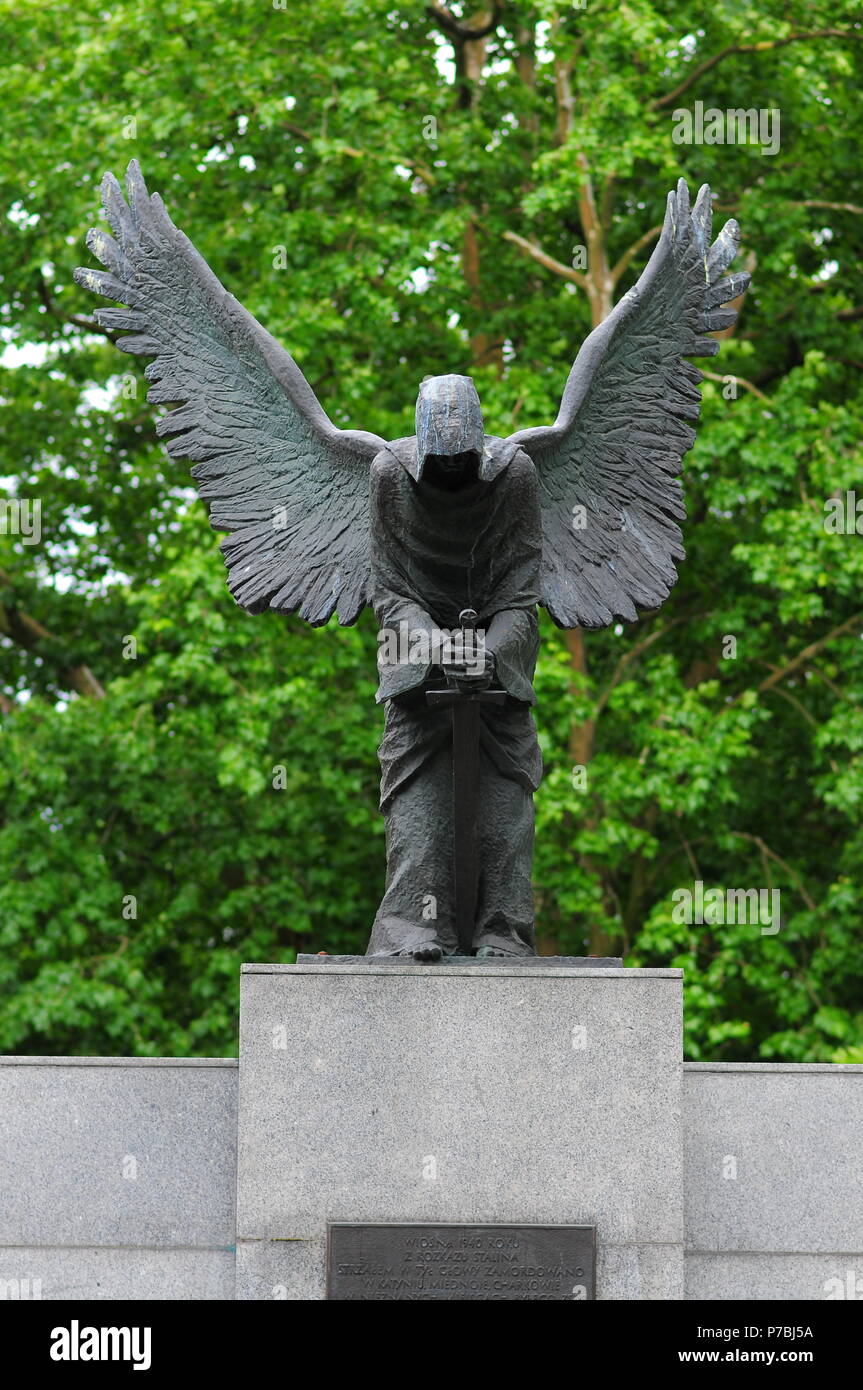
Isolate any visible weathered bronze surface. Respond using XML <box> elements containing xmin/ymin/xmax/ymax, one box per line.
<box><xmin>295</xmin><ymin>954</ymin><xmax>621</xmax><ymax>966</ymax></box>
<box><xmin>76</xmin><ymin>163</ymin><xmax>750</xmax><ymax>962</ymax></box>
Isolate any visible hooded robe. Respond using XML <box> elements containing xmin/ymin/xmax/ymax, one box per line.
<box><xmin>365</xmin><ymin>388</ymin><xmax>544</xmax><ymax>956</ymax></box>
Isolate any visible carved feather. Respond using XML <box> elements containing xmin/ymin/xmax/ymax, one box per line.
<box><xmin>510</xmin><ymin>179</ymin><xmax>751</xmax><ymax>629</ymax></box>
<box><xmin>75</xmin><ymin>160</ymin><xmax>385</xmax><ymax>625</ymax></box>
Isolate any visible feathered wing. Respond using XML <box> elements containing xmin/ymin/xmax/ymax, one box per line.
<box><xmin>74</xmin><ymin>159</ymin><xmax>385</xmax><ymax>625</ymax></box>
<box><xmin>509</xmin><ymin>180</ymin><xmax>751</xmax><ymax>628</ymax></box>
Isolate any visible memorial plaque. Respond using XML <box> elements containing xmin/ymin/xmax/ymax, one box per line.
<box><xmin>327</xmin><ymin>1223</ymin><xmax>595</xmax><ymax>1300</ymax></box>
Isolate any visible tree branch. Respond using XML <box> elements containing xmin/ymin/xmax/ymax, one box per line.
<box><xmin>725</xmin><ymin>832</ymin><xmax>819</xmax><ymax>914</ymax></box>
<box><xmin>426</xmin><ymin>1</ymin><xmax>501</xmax><ymax>40</ymax></box>
<box><xmin>609</xmin><ymin>223</ymin><xmax>663</xmax><ymax>285</ymax></box>
<box><xmin>595</xmin><ymin>615</ymin><xmax>697</xmax><ymax>717</ymax></box>
<box><xmin>0</xmin><ymin>568</ymin><xmax>105</xmax><ymax>699</ymax></box>
<box><xmin>652</xmin><ymin>30</ymin><xmax>863</xmax><ymax>111</ymax></box>
<box><xmin>756</xmin><ymin>614</ymin><xmax>862</xmax><ymax>694</ymax></box>
<box><xmin>599</xmin><ymin>174</ymin><xmax>616</xmax><ymax>233</ymax></box>
<box><xmin>792</xmin><ymin>199</ymin><xmax>863</xmax><ymax>216</ymax></box>
<box><xmin>38</xmin><ymin>272</ymin><xmax>117</xmax><ymax>342</ymax></box>
<box><xmin>726</xmin><ymin>614</ymin><xmax>863</xmax><ymax>711</ymax></box>
<box><xmin>501</xmin><ymin>229</ymin><xmax>588</xmax><ymax>288</ymax></box>
<box><xmin>700</xmin><ymin>369</ymin><xmax>770</xmax><ymax>403</ymax></box>
<box><xmin>284</xmin><ymin>120</ymin><xmax>436</xmax><ymax>186</ymax></box>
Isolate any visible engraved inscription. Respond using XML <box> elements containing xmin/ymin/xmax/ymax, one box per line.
<box><xmin>327</xmin><ymin>1223</ymin><xmax>595</xmax><ymax>1300</ymax></box>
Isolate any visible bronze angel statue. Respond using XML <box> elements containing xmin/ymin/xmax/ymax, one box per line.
<box><xmin>76</xmin><ymin>161</ymin><xmax>750</xmax><ymax>962</ymax></box>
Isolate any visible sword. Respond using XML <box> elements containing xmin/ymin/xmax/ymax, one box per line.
<box><xmin>426</xmin><ymin>608</ymin><xmax>506</xmax><ymax>955</ymax></box>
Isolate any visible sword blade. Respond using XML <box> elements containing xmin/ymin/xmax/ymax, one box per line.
<box><xmin>427</xmin><ymin>665</ymin><xmax>505</xmax><ymax>955</ymax></box>
<box><xmin>450</xmin><ymin>696</ymin><xmax>481</xmax><ymax>955</ymax></box>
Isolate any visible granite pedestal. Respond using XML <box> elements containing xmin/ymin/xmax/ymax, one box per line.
<box><xmin>236</xmin><ymin>962</ymin><xmax>683</xmax><ymax>1300</ymax></box>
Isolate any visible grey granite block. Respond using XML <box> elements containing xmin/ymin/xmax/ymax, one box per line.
<box><xmin>0</xmin><ymin>1058</ymin><xmax>238</xmax><ymax>1249</ymax></box>
<box><xmin>598</xmin><ymin>1244</ymin><xmax>684</xmax><ymax>1301</ymax></box>
<box><xmin>237</xmin><ymin>964</ymin><xmax>683</xmax><ymax>1299</ymax></box>
<box><xmin>683</xmin><ymin>1063</ymin><xmax>863</xmax><ymax>1255</ymax></box>
<box><xmin>0</xmin><ymin>1247</ymin><xmax>235</xmax><ymax>1300</ymax></box>
<box><xmin>685</xmin><ymin>1252</ymin><xmax>863</xmax><ymax>1301</ymax></box>
<box><xmin>236</xmin><ymin>1238</ymin><xmax>326</xmax><ymax>1300</ymax></box>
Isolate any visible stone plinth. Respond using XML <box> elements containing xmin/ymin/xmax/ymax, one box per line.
<box><xmin>236</xmin><ymin>962</ymin><xmax>683</xmax><ymax>1300</ymax></box>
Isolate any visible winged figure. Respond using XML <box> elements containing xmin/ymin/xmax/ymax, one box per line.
<box><xmin>76</xmin><ymin>161</ymin><xmax>750</xmax><ymax>961</ymax></box>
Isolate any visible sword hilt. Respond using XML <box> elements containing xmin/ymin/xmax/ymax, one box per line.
<box><xmin>427</xmin><ymin>607</ymin><xmax>503</xmax><ymax>705</ymax></box>
<box><xmin>426</xmin><ymin>688</ymin><xmax>506</xmax><ymax>706</ymax></box>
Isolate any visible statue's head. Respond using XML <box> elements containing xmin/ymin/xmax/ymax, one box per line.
<box><xmin>413</xmin><ymin>374</ymin><xmax>485</xmax><ymax>487</ymax></box>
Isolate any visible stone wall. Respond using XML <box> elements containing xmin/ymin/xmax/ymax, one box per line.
<box><xmin>683</xmin><ymin>1062</ymin><xmax>863</xmax><ymax>1301</ymax></box>
<box><xmin>0</xmin><ymin>1057</ymin><xmax>237</xmax><ymax>1300</ymax></box>
<box><xmin>2</xmin><ymin>1006</ymin><xmax>861</xmax><ymax>1300</ymax></box>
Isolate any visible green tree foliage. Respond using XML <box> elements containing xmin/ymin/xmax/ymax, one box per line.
<box><xmin>1</xmin><ymin>0</ymin><xmax>862</xmax><ymax>1059</ymax></box>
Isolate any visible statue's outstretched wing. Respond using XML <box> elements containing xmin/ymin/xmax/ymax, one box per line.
<box><xmin>509</xmin><ymin>180</ymin><xmax>750</xmax><ymax>629</ymax></box>
<box><xmin>74</xmin><ymin>160</ymin><xmax>385</xmax><ymax>625</ymax></box>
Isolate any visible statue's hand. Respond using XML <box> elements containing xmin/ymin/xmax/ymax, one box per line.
<box><xmin>442</xmin><ymin>649</ymin><xmax>496</xmax><ymax>693</ymax></box>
